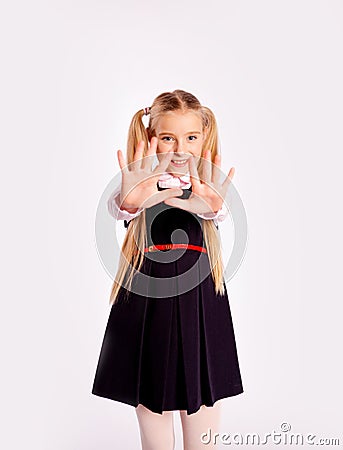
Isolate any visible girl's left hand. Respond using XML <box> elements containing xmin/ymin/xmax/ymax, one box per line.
<box><xmin>163</xmin><ymin>150</ymin><xmax>235</xmax><ymax>214</ymax></box>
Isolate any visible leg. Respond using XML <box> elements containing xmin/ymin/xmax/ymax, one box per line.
<box><xmin>179</xmin><ymin>401</ymin><xmax>222</xmax><ymax>450</ymax></box>
<box><xmin>135</xmin><ymin>404</ymin><xmax>175</xmax><ymax>450</ymax></box>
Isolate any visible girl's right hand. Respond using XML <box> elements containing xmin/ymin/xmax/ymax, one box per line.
<box><xmin>117</xmin><ymin>136</ymin><xmax>183</xmax><ymax>211</ymax></box>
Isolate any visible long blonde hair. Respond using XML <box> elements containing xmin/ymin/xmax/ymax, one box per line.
<box><xmin>109</xmin><ymin>89</ymin><xmax>225</xmax><ymax>305</ymax></box>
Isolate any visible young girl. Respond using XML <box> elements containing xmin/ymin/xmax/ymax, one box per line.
<box><xmin>92</xmin><ymin>89</ymin><xmax>244</xmax><ymax>450</ymax></box>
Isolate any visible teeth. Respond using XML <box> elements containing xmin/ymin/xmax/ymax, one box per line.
<box><xmin>172</xmin><ymin>159</ymin><xmax>187</xmax><ymax>164</ymax></box>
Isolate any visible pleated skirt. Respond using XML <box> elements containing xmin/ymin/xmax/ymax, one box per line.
<box><xmin>91</xmin><ymin>247</ymin><xmax>244</xmax><ymax>415</ymax></box>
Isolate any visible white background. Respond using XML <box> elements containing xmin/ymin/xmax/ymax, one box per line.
<box><xmin>1</xmin><ymin>0</ymin><xmax>342</xmax><ymax>449</ymax></box>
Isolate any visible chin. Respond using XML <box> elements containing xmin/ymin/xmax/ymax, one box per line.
<box><xmin>168</xmin><ymin>168</ymin><xmax>188</xmax><ymax>176</ymax></box>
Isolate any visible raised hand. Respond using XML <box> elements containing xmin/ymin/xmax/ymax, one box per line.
<box><xmin>117</xmin><ymin>136</ymin><xmax>184</xmax><ymax>211</ymax></box>
<box><xmin>163</xmin><ymin>150</ymin><xmax>235</xmax><ymax>214</ymax></box>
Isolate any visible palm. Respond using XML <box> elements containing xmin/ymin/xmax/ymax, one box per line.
<box><xmin>117</xmin><ymin>137</ymin><xmax>183</xmax><ymax>210</ymax></box>
<box><xmin>164</xmin><ymin>150</ymin><xmax>235</xmax><ymax>214</ymax></box>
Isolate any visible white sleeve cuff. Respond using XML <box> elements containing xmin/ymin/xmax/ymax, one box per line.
<box><xmin>197</xmin><ymin>202</ymin><xmax>230</xmax><ymax>223</ymax></box>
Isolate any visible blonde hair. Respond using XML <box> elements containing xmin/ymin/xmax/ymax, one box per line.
<box><xmin>109</xmin><ymin>89</ymin><xmax>226</xmax><ymax>305</ymax></box>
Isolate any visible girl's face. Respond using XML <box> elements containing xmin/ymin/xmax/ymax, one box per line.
<box><xmin>154</xmin><ymin>110</ymin><xmax>207</xmax><ymax>176</ymax></box>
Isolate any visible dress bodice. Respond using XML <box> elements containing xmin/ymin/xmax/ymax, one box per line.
<box><xmin>145</xmin><ymin>186</ymin><xmax>205</xmax><ymax>248</ymax></box>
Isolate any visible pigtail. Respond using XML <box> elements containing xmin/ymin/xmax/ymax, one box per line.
<box><xmin>199</xmin><ymin>106</ymin><xmax>226</xmax><ymax>296</ymax></box>
<box><xmin>126</xmin><ymin>109</ymin><xmax>151</xmax><ymax>165</ymax></box>
<box><xmin>109</xmin><ymin>109</ymin><xmax>149</xmax><ymax>305</ymax></box>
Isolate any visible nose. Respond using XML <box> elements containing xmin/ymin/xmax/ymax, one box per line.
<box><xmin>174</xmin><ymin>140</ymin><xmax>186</xmax><ymax>156</ymax></box>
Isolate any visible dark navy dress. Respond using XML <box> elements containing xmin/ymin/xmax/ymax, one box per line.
<box><xmin>91</xmin><ymin>186</ymin><xmax>244</xmax><ymax>415</ymax></box>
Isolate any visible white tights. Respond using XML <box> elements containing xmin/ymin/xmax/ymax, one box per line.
<box><xmin>135</xmin><ymin>401</ymin><xmax>222</xmax><ymax>450</ymax></box>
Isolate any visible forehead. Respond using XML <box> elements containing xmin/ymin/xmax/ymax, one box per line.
<box><xmin>155</xmin><ymin>111</ymin><xmax>203</xmax><ymax>133</ymax></box>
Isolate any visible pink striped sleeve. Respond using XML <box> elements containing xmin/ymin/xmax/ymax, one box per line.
<box><xmin>197</xmin><ymin>202</ymin><xmax>230</xmax><ymax>226</ymax></box>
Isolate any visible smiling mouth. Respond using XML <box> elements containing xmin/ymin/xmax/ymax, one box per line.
<box><xmin>171</xmin><ymin>159</ymin><xmax>189</xmax><ymax>165</ymax></box>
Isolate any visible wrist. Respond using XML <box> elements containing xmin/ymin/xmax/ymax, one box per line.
<box><xmin>115</xmin><ymin>194</ymin><xmax>139</xmax><ymax>213</ymax></box>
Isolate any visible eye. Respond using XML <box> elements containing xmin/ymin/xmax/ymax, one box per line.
<box><xmin>188</xmin><ymin>135</ymin><xmax>198</xmax><ymax>141</ymax></box>
<box><xmin>161</xmin><ymin>136</ymin><xmax>174</xmax><ymax>142</ymax></box>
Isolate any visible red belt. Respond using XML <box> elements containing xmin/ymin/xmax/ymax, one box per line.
<box><xmin>133</xmin><ymin>244</ymin><xmax>207</xmax><ymax>255</ymax></box>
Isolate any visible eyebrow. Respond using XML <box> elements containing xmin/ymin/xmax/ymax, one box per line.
<box><xmin>158</xmin><ymin>131</ymin><xmax>202</xmax><ymax>136</ymax></box>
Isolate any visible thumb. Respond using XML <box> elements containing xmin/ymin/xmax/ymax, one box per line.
<box><xmin>157</xmin><ymin>188</ymin><xmax>184</xmax><ymax>203</ymax></box>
